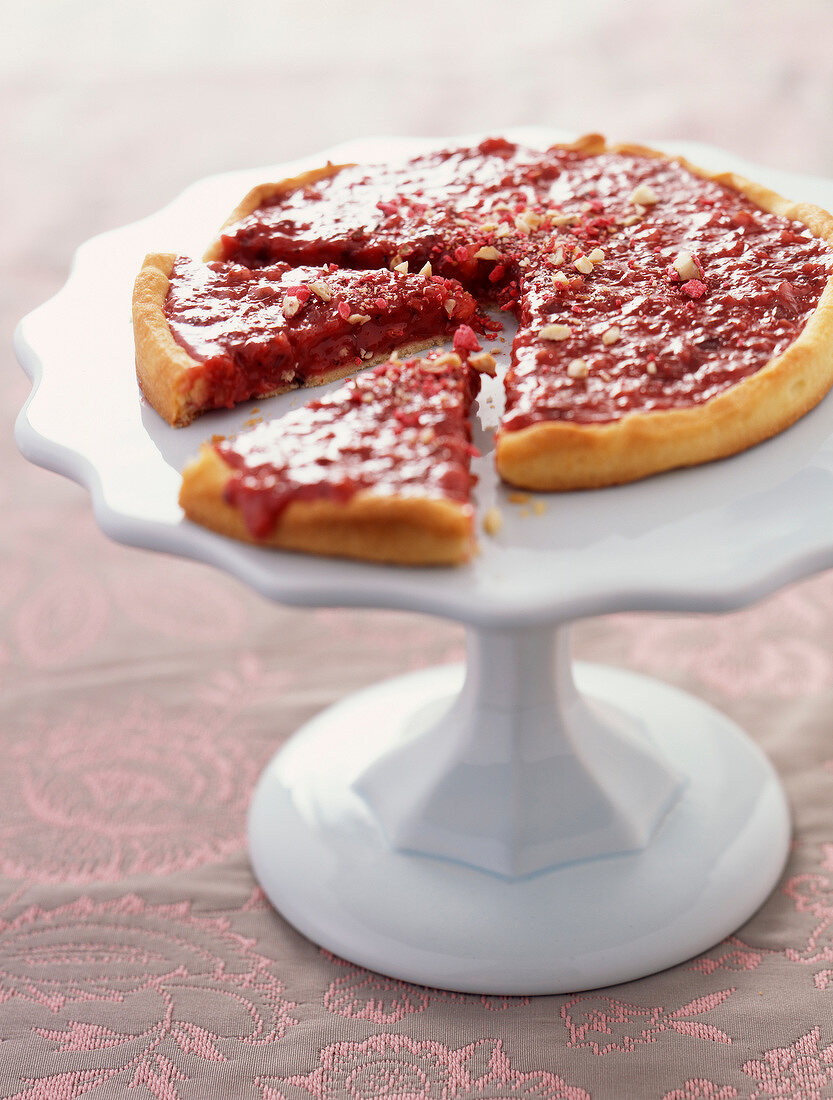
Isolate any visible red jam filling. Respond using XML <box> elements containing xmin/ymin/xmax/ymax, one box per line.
<box><xmin>218</xmin><ymin>138</ymin><xmax>550</xmax><ymax>300</ymax></box>
<box><xmin>216</xmin><ymin>357</ymin><xmax>480</xmax><ymax>539</ymax></box>
<box><xmin>217</xmin><ymin>140</ymin><xmax>832</xmax><ymax>428</ymax></box>
<box><xmin>163</xmin><ymin>258</ymin><xmax>482</xmax><ymax>412</ymax></box>
<box><xmin>504</xmin><ymin>154</ymin><xmax>832</xmax><ymax>427</ymax></box>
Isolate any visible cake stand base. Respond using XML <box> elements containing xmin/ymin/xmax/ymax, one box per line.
<box><xmin>248</xmin><ymin>659</ymin><xmax>790</xmax><ymax>995</ymax></box>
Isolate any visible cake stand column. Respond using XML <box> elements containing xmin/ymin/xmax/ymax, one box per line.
<box><xmin>353</xmin><ymin>623</ymin><xmax>683</xmax><ymax>878</ymax></box>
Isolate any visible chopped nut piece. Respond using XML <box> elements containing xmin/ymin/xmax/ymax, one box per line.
<box><xmin>567</xmin><ymin>358</ymin><xmax>589</xmax><ymax>379</ymax></box>
<box><xmin>588</xmin><ymin>247</ymin><xmax>605</xmax><ymax>263</ymax></box>
<box><xmin>495</xmin><ymin>224</ymin><xmax>513</xmax><ymax>239</ymax></box>
<box><xmin>282</xmin><ymin>295</ymin><xmax>301</xmax><ymax>318</ymax></box>
<box><xmin>483</xmin><ymin>506</ymin><xmax>504</xmax><ymax>536</ymax></box>
<box><xmin>428</xmin><ymin>351</ymin><xmax>463</xmax><ymax>370</ymax></box>
<box><xmin>551</xmin><ymin>212</ymin><xmax>579</xmax><ymax>227</ymax></box>
<box><xmin>418</xmin><ymin>261</ymin><xmax>433</xmax><ymax>276</ymax></box>
<box><xmin>347</xmin><ymin>313</ymin><xmax>371</xmax><ymax>325</ymax></box>
<box><xmin>574</xmin><ymin>255</ymin><xmax>594</xmax><ymax>275</ymax></box>
<box><xmin>479</xmin><ymin>220</ymin><xmax>498</xmax><ymax>232</ymax></box>
<box><xmin>393</xmin><ymin>260</ymin><xmax>409</xmax><ymax>274</ymax></box>
<box><xmin>540</xmin><ymin>323</ymin><xmax>572</xmax><ymax>341</ymax></box>
<box><xmin>629</xmin><ymin>183</ymin><xmax>659</xmax><ymax>206</ymax></box>
<box><xmin>552</xmin><ymin>271</ymin><xmax>569</xmax><ymax>286</ymax></box>
<box><xmin>468</xmin><ymin>351</ymin><xmax>497</xmax><ymax>376</ymax></box>
<box><xmin>419</xmin><ymin>427</ymin><xmax>436</xmax><ymax>444</ymax></box>
<box><xmin>672</xmin><ymin>250</ymin><xmax>702</xmax><ymax>281</ymax></box>
<box><xmin>551</xmin><ymin>247</ymin><xmax>564</xmax><ymax>266</ymax></box>
<box><xmin>444</xmin><ymin>299</ymin><xmax>457</xmax><ymax>317</ymax></box>
<box><xmin>646</xmin><ymin>361</ymin><xmax>658</xmax><ymax>375</ymax></box>
<box><xmin>508</xmin><ymin>492</ymin><xmax>530</xmax><ymax>504</ymax></box>
<box><xmin>474</xmin><ymin>245</ymin><xmax>501</xmax><ymax>261</ymax></box>
<box><xmin>308</xmin><ymin>280</ymin><xmax>333</xmax><ymax>301</ymax></box>
<box><xmin>515</xmin><ymin>209</ymin><xmax>543</xmax><ymax>234</ymax></box>
<box><xmin>602</xmin><ymin>325</ymin><xmax>621</xmax><ymax>346</ymax></box>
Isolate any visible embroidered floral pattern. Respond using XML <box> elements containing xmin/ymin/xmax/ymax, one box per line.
<box><xmin>311</xmin><ymin>608</ymin><xmax>465</xmax><ymax>671</ymax></box>
<box><xmin>688</xmin><ymin>936</ymin><xmax>768</xmax><ymax>975</ymax></box>
<box><xmin>107</xmin><ymin>557</ymin><xmax>249</xmax><ymax>643</ymax></box>
<box><xmin>662</xmin><ymin>1080</ymin><xmax>738</xmax><ymax>1100</ymax></box>
<box><xmin>782</xmin><ymin>868</ymin><xmax>833</xmax><ymax>968</ymax></box>
<box><xmin>0</xmin><ymin>894</ymin><xmax>297</xmax><ymax>1099</ymax></box>
<box><xmin>608</xmin><ymin>583</ymin><xmax>833</xmax><ymax>700</ymax></box>
<box><xmin>321</xmin><ymin>952</ymin><xmax>529</xmax><ymax>1022</ymax></box>
<box><xmin>14</xmin><ymin>567</ymin><xmax>109</xmax><ymax>669</ymax></box>
<box><xmin>742</xmin><ymin>1027</ymin><xmax>833</xmax><ymax>1100</ymax></box>
<box><xmin>0</xmin><ymin>653</ymin><xmax>289</xmax><ymax>881</ymax></box>
<box><xmin>256</xmin><ymin>1035</ymin><xmax>589</xmax><ymax>1099</ymax></box>
<box><xmin>561</xmin><ymin>990</ymin><xmax>735</xmax><ymax>1054</ymax></box>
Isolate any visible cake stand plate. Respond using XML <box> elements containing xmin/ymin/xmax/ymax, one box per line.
<box><xmin>15</xmin><ymin>129</ymin><xmax>833</xmax><ymax>993</ymax></box>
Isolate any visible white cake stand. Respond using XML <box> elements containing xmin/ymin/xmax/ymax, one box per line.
<box><xmin>16</xmin><ymin>130</ymin><xmax>833</xmax><ymax>994</ymax></box>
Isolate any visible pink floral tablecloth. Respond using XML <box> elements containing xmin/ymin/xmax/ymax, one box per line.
<box><xmin>5</xmin><ymin>2</ymin><xmax>833</xmax><ymax>1096</ymax></box>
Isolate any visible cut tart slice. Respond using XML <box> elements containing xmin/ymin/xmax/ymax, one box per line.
<box><xmin>178</xmin><ymin>352</ymin><xmax>481</xmax><ymax>565</ymax></box>
<box><xmin>132</xmin><ymin>253</ymin><xmax>483</xmax><ymax>426</ymax></box>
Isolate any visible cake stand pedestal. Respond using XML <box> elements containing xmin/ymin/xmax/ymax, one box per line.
<box><xmin>248</xmin><ymin>623</ymin><xmax>787</xmax><ymax>994</ymax></box>
<box><xmin>17</xmin><ymin>130</ymin><xmax>833</xmax><ymax>994</ymax></box>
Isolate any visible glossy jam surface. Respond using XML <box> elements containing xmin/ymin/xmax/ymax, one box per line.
<box><xmin>164</xmin><ymin>258</ymin><xmax>480</xmax><ymax>411</ymax></box>
<box><xmin>216</xmin><ymin>356</ymin><xmax>479</xmax><ymax>539</ymax></box>
<box><xmin>505</xmin><ymin>154</ymin><xmax>832</xmax><ymax>427</ymax></box>
<box><xmin>219</xmin><ymin>138</ymin><xmax>557</xmax><ymax>300</ymax></box>
<box><xmin>218</xmin><ymin>140</ymin><xmax>832</xmax><ymax>427</ymax></box>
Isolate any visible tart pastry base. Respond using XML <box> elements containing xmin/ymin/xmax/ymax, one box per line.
<box><xmin>180</xmin><ymin>445</ymin><xmax>474</xmax><ymax>565</ymax></box>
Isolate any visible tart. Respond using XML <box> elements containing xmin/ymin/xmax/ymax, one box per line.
<box><xmin>207</xmin><ymin>135</ymin><xmax>833</xmax><ymax>490</ymax></box>
<box><xmin>137</xmin><ymin>134</ymin><xmax>833</xmax><ymax>564</ymax></box>
<box><xmin>133</xmin><ymin>253</ymin><xmax>483</xmax><ymax>426</ymax></box>
<box><xmin>178</xmin><ymin>352</ymin><xmax>480</xmax><ymax>565</ymax></box>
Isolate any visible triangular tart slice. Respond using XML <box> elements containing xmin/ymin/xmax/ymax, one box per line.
<box><xmin>178</xmin><ymin>351</ymin><xmax>481</xmax><ymax>565</ymax></box>
<box><xmin>132</xmin><ymin>253</ymin><xmax>484</xmax><ymax>426</ymax></box>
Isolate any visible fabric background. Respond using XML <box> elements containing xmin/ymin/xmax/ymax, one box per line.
<box><xmin>4</xmin><ymin>2</ymin><xmax>833</xmax><ymax>1096</ymax></box>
